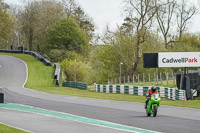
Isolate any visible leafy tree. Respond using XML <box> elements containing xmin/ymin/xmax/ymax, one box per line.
<box><xmin>61</xmin><ymin>56</ymin><xmax>91</xmax><ymax>83</ymax></box>
<box><xmin>171</xmin><ymin>34</ymin><xmax>200</xmax><ymax>52</ymax></box>
<box><xmin>47</xmin><ymin>18</ymin><xmax>89</xmax><ymax>54</ymax></box>
<box><xmin>48</xmin><ymin>49</ymin><xmax>67</xmax><ymax>62</ymax></box>
<box><xmin>0</xmin><ymin>0</ymin><xmax>14</xmax><ymax>42</ymax></box>
<box><xmin>62</xmin><ymin>0</ymin><xmax>95</xmax><ymax>40</ymax></box>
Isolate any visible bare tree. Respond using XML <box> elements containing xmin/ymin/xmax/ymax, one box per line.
<box><xmin>62</xmin><ymin>0</ymin><xmax>77</xmax><ymax>18</ymax></box>
<box><xmin>156</xmin><ymin>0</ymin><xmax>177</xmax><ymax>49</ymax></box>
<box><xmin>19</xmin><ymin>0</ymin><xmax>64</xmax><ymax>51</ymax></box>
<box><xmin>124</xmin><ymin>0</ymin><xmax>161</xmax><ymax>73</ymax></box>
<box><xmin>176</xmin><ymin>0</ymin><xmax>196</xmax><ymax>40</ymax></box>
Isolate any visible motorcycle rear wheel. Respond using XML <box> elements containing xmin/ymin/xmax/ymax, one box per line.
<box><xmin>146</xmin><ymin>110</ymin><xmax>151</xmax><ymax>117</ymax></box>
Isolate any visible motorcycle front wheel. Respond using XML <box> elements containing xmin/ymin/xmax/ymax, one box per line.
<box><xmin>153</xmin><ymin>104</ymin><xmax>157</xmax><ymax>117</ymax></box>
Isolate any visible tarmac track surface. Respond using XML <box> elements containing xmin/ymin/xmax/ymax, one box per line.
<box><xmin>0</xmin><ymin>55</ymin><xmax>200</xmax><ymax>133</ymax></box>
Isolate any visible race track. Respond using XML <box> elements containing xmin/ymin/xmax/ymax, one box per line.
<box><xmin>0</xmin><ymin>55</ymin><xmax>200</xmax><ymax>133</ymax></box>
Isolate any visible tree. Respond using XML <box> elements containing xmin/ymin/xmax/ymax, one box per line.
<box><xmin>61</xmin><ymin>53</ymin><xmax>91</xmax><ymax>83</ymax></box>
<box><xmin>172</xmin><ymin>33</ymin><xmax>200</xmax><ymax>52</ymax></box>
<box><xmin>47</xmin><ymin>18</ymin><xmax>89</xmax><ymax>54</ymax></box>
<box><xmin>123</xmin><ymin>0</ymin><xmax>161</xmax><ymax>73</ymax></box>
<box><xmin>176</xmin><ymin>0</ymin><xmax>196</xmax><ymax>40</ymax></box>
<box><xmin>0</xmin><ymin>0</ymin><xmax>14</xmax><ymax>42</ymax></box>
<box><xmin>156</xmin><ymin>0</ymin><xmax>177</xmax><ymax>49</ymax></box>
<box><xmin>18</xmin><ymin>0</ymin><xmax>64</xmax><ymax>51</ymax></box>
<box><xmin>62</xmin><ymin>0</ymin><xmax>95</xmax><ymax>40</ymax></box>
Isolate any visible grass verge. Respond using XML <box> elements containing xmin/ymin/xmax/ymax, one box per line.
<box><xmin>125</xmin><ymin>80</ymin><xmax>176</xmax><ymax>88</ymax></box>
<box><xmin>1</xmin><ymin>53</ymin><xmax>200</xmax><ymax>109</ymax></box>
<box><xmin>0</xmin><ymin>53</ymin><xmax>54</xmax><ymax>88</ymax></box>
<box><xmin>0</xmin><ymin>124</ymin><xmax>29</xmax><ymax>133</ymax></box>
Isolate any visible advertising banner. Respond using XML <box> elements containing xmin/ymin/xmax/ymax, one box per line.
<box><xmin>158</xmin><ymin>52</ymin><xmax>200</xmax><ymax>67</ymax></box>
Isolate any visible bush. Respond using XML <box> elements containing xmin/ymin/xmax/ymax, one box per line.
<box><xmin>48</xmin><ymin>49</ymin><xmax>66</xmax><ymax>62</ymax></box>
<box><xmin>61</xmin><ymin>58</ymin><xmax>91</xmax><ymax>83</ymax></box>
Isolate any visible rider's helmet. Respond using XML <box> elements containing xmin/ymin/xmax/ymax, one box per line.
<box><xmin>151</xmin><ymin>86</ymin><xmax>156</xmax><ymax>93</ymax></box>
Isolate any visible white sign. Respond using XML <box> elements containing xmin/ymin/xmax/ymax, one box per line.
<box><xmin>158</xmin><ymin>52</ymin><xmax>200</xmax><ymax>67</ymax></box>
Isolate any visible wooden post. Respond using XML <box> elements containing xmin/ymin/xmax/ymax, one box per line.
<box><xmin>143</xmin><ymin>73</ymin><xmax>145</xmax><ymax>82</ymax></box>
<box><xmin>149</xmin><ymin>73</ymin><xmax>150</xmax><ymax>82</ymax></box>
<box><xmin>128</xmin><ymin>75</ymin><xmax>130</xmax><ymax>84</ymax></box>
<box><xmin>172</xmin><ymin>72</ymin><xmax>175</xmax><ymax>84</ymax></box>
<box><xmin>166</xmin><ymin>72</ymin><xmax>169</xmax><ymax>85</ymax></box>
<box><xmin>160</xmin><ymin>72</ymin><xmax>162</xmax><ymax>84</ymax></box>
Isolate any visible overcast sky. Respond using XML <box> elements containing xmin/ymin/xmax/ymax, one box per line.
<box><xmin>4</xmin><ymin>0</ymin><xmax>200</xmax><ymax>35</ymax></box>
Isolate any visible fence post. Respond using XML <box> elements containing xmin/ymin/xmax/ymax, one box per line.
<box><xmin>160</xmin><ymin>72</ymin><xmax>162</xmax><ymax>85</ymax></box>
<box><xmin>156</xmin><ymin>72</ymin><xmax>158</xmax><ymax>85</ymax></box>
<box><xmin>128</xmin><ymin>75</ymin><xmax>130</xmax><ymax>84</ymax></box>
<box><xmin>166</xmin><ymin>72</ymin><xmax>168</xmax><ymax>85</ymax></box>
<box><xmin>143</xmin><ymin>73</ymin><xmax>145</xmax><ymax>82</ymax></box>
<box><xmin>172</xmin><ymin>72</ymin><xmax>175</xmax><ymax>84</ymax></box>
<box><xmin>148</xmin><ymin>73</ymin><xmax>150</xmax><ymax>82</ymax></box>
<box><xmin>133</xmin><ymin>74</ymin><xmax>135</xmax><ymax>84</ymax></box>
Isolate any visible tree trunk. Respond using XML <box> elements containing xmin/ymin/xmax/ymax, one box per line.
<box><xmin>37</xmin><ymin>44</ymin><xmax>40</xmax><ymax>52</ymax></box>
<box><xmin>164</xmin><ymin>36</ymin><xmax>168</xmax><ymax>49</ymax></box>
<box><xmin>133</xmin><ymin>37</ymin><xmax>141</xmax><ymax>73</ymax></box>
<box><xmin>29</xmin><ymin>28</ymin><xmax>33</xmax><ymax>51</ymax></box>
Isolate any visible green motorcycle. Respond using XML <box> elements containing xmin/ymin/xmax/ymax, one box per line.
<box><xmin>146</xmin><ymin>94</ymin><xmax>161</xmax><ymax>117</ymax></box>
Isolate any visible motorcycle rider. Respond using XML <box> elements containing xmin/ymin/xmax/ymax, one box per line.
<box><xmin>145</xmin><ymin>86</ymin><xmax>159</xmax><ymax>109</ymax></box>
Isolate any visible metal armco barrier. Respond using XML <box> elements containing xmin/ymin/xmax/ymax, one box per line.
<box><xmin>62</xmin><ymin>81</ymin><xmax>88</xmax><ymax>90</ymax></box>
<box><xmin>94</xmin><ymin>84</ymin><xmax>186</xmax><ymax>101</ymax></box>
<box><xmin>0</xmin><ymin>50</ymin><xmax>51</xmax><ymax>66</ymax></box>
<box><xmin>54</xmin><ymin>63</ymin><xmax>60</xmax><ymax>86</ymax></box>
<box><xmin>0</xmin><ymin>93</ymin><xmax>4</xmax><ymax>103</ymax></box>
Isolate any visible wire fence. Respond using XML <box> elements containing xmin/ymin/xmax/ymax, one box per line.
<box><xmin>108</xmin><ymin>72</ymin><xmax>176</xmax><ymax>86</ymax></box>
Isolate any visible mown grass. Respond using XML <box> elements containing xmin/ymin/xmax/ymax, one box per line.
<box><xmin>1</xmin><ymin>53</ymin><xmax>200</xmax><ymax>109</ymax></box>
<box><xmin>0</xmin><ymin>124</ymin><xmax>29</xmax><ymax>133</ymax></box>
<box><xmin>125</xmin><ymin>80</ymin><xmax>176</xmax><ymax>88</ymax></box>
<box><xmin>0</xmin><ymin>53</ymin><xmax>54</xmax><ymax>88</ymax></box>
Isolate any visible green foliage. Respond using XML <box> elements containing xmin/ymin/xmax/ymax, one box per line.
<box><xmin>48</xmin><ymin>49</ymin><xmax>67</xmax><ymax>62</ymax></box>
<box><xmin>0</xmin><ymin>0</ymin><xmax>14</xmax><ymax>41</ymax></box>
<box><xmin>89</xmin><ymin>31</ymin><xmax>166</xmax><ymax>84</ymax></box>
<box><xmin>61</xmin><ymin>57</ymin><xmax>91</xmax><ymax>83</ymax></box>
<box><xmin>170</xmin><ymin>34</ymin><xmax>200</xmax><ymax>52</ymax></box>
<box><xmin>47</xmin><ymin>18</ymin><xmax>89</xmax><ymax>54</ymax></box>
<box><xmin>0</xmin><ymin>124</ymin><xmax>28</xmax><ymax>133</ymax></box>
<box><xmin>0</xmin><ymin>53</ymin><xmax>54</xmax><ymax>88</ymax></box>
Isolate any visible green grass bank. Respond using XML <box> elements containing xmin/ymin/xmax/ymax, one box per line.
<box><xmin>0</xmin><ymin>124</ymin><xmax>29</xmax><ymax>133</ymax></box>
<box><xmin>0</xmin><ymin>53</ymin><xmax>200</xmax><ymax>109</ymax></box>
